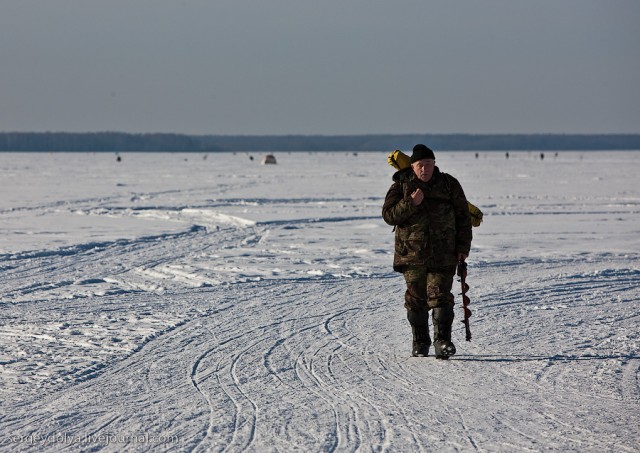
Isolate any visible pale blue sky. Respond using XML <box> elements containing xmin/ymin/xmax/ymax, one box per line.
<box><xmin>1</xmin><ymin>0</ymin><xmax>639</xmax><ymax>134</ymax></box>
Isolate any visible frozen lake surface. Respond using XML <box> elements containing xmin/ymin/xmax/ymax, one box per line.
<box><xmin>1</xmin><ymin>151</ymin><xmax>639</xmax><ymax>451</ymax></box>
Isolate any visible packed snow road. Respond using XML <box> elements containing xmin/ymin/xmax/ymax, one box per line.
<box><xmin>1</xmin><ymin>151</ymin><xmax>639</xmax><ymax>452</ymax></box>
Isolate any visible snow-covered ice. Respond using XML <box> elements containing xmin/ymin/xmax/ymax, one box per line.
<box><xmin>1</xmin><ymin>150</ymin><xmax>638</xmax><ymax>452</ymax></box>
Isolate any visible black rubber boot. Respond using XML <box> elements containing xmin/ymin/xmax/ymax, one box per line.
<box><xmin>432</xmin><ymin>306</ymin><xmax>456</xmax><ymax>360</ymax></box>
<box><xmin>407</xmin><ymin>309</ymin><xmax>431</xmax><ymax>357</ymax></box>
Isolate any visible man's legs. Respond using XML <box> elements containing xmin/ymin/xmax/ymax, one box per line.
<box><xmin>403</xmin><ymin>267</ymin><xmax>431</xmax><ymax>357</ymax></box>
<box><xmin>426</xmin><ymin>266</ymin><xmax>457</xmax><ymax>359</ymax></box>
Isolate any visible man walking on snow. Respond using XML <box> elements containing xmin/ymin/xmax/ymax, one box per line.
<box><xmin>382</xmin><ymin>144</ymin><xmax>472</xmax><ymax>359</ymax></box>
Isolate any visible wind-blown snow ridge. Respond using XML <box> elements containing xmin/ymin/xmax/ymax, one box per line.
<box><xmin>78</xmin><ymin>206</ymin><xmax>256</xmax><ymax>228</ymax></box>
<box><xmin>1</xmin><ymin>225</ymin><xmax>206</xmax><ymax>263</ymax></box>
<box><xmin>257</xmin><ymin>215</ymin><xmax>382</xmax><ymax>226</ymax></box>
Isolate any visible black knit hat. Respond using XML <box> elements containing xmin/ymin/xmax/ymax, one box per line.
<box><xmin>410</xmin><ymin>144</ymin><xmax>435</xmax><ymax>162</ymax></box>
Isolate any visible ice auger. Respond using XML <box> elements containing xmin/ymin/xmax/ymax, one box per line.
<box><xmin>457</xmin><ymin>261</ymin><xmax>472</xmax><ymax>341</ymax></box>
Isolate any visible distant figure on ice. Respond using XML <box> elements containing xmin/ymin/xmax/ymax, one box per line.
<box><xmin>505</xmin><ymin>152</ymin><xmax>509</xmax><ymax>159</ymax></box>
<box><xmin>261</xmin><ymin>154</ymin><xmax>277</xmax><ymax>164</ymax></box>
<box><xmin>382</xmin><ymin>144</ymin><xmax>472</xmax><ymax>359</ymax></box>
<box><xmin>540</xmin><ymin>152</ymin><xmax>545</xmax><ymax>160</ymax></box>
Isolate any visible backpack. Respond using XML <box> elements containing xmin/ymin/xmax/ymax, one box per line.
<box><xmin>387</xmin><ymin>150</ymin><xmax>483</xmax><ymax>227</ymax></box>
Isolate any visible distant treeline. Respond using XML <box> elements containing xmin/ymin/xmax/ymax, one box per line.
<box><xmin>1</xmin><ymin>132</ymin><xmax>639</xmax><ymax>152</ymax></box>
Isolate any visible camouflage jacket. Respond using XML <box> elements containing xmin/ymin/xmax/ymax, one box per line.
<box><xmin>382</xmin><ymin>167</ymin><xmax>472</xmax><ymax>272</ymax></box>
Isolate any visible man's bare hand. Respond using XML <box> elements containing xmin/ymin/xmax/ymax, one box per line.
<box><xmin>411</xmin><ymin>188</ymin><xmax>424</xmax><ymax>206</ymax></box>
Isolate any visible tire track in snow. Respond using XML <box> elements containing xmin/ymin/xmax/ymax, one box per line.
<box><xmin>321</xmin><ymin>308</ymin><xmax>393</xmax><ymax>450</ymax></box>
<box><xmin>189</xmin><ymin>325</ymin><xmax>228</xmax><ymax>453</ymax></box>
<box><xmin>225</xmin><ymin>339</ymin><xmax>261</xmax><ymax>451</ymax></box>
<box><xmin>258</xmin><ymin>315</ymin><xmax>347</xmax><ymax>451</ymax></box>
<box><xmin>457</xmin><ymin>258</ymin><xmax>640</xmax><ymax>451</ymax></box>
<box><xmin>1</xmin><ymin>319</ymin><xmax>212</xmax><ymax>451</ymax></box>
<box><xmin>293</xmin><ymin>348</ymin><xmax>343</xmax><ymax>451</ymax></box>
<box><xmin>188</xmin><ymin>318</ymin><xmax>272</xmax><ymax>453</ymax></box>
<box><xmin>189</xmin><ymin>304</ymin><xmax>343</xmax><ymax>452</ymax></box>
<box><xmin>320</xmin><ymin>285</ymin><xmax>463</xmax><ymax>450</ymax></box>
<box><xmin>187</xmin><ymin>280</ymin><xmax>404</xmax><ymax>452</ymax></box>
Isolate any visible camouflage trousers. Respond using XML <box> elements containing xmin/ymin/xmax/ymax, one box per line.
<box><xmin>402</xmin><ymin>265</ymin><xmax>457</xmax><ymax>311</ymax></box>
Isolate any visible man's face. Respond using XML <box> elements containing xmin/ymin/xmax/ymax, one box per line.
<box><xmin>411</xmin><ymin>159</ymin><xmax>435</xmax><ymax>182</ymax></box>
